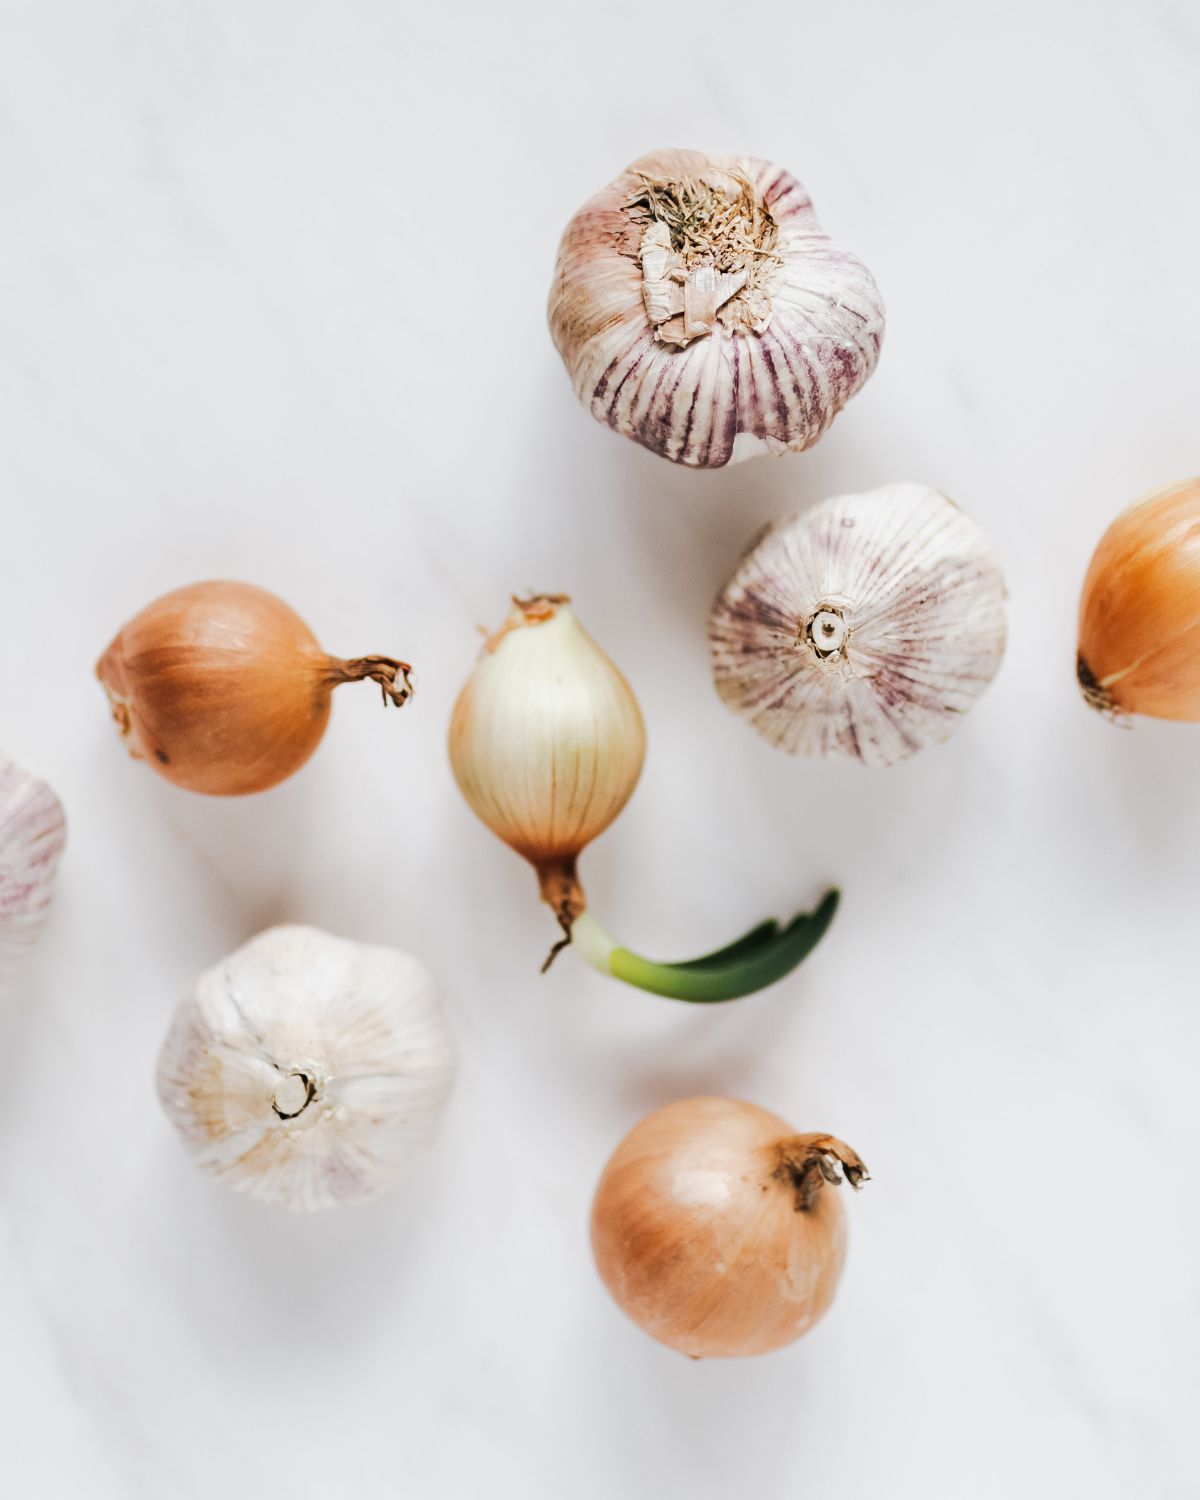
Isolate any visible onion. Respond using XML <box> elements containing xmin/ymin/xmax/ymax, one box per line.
<box><xmin>1077</xmin><ymin>478</ymin><xmax>1200</xmax><ymax>720</ymax></box>
<box><xmin>448</xmin><ymin>594</ymin><xmax>839</xmax><ymax>1002</ymax></box>
<box><xmin>591</xmin><ymin>1096</ymin><xmax>866</xmax><ymax>1358</ymax></box>
<box><xmin>96</xmin><ymin>581</ymin><xmax>414</xmax><ymax>795</ymax></box>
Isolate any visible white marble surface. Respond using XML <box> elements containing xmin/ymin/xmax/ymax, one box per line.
<box><xmin>2</xmin><ymin>2</ymin><xmax>1199</xmax><ymax>1495</ymax></box>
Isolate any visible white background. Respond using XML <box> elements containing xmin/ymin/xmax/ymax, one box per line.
<box><xmin>2</xmin><ymin>2</ymin><xmax>1199</xmax><ymax>1496</ymax></box>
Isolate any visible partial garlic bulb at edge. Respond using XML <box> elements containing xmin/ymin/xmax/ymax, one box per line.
<box><xmin>157</xmin><ymin>925</ymin><xmax>456</xmax><ymax>1212</ymax></box>
<box><xmin>0</xmin><ymin>755</ymin><xmax>67</xmax><ymax>992</ymax></box>
<box><xmin>548</xmin><ymin>149</ymin><xmax>885</xmax><ymax>468</ymax></box>
<box><xmin>591</xmin><ymin>1097</ymin><xmax>867</xmax><ymax>1358</ymax></box>
<box><xmin>710</xmin><ymin>482</ymin><xmax>1007</xmax><ymax>766</ymax></box>
<box><xmin>1077</xmin><ymin>478</ymin><xmax>1200</xmax><ymax>720</ymax></box>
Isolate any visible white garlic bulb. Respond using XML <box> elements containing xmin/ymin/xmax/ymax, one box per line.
<box><xmin>157</xmin><ymin>925</ymin><xmax>456</xmax><ymax>1212</ymax></box>
<box><xmin>709</xmin><ymin>483</ymin><xmax>1007</xmax><ymax>766</ymax></box>
<box><xmin>548</xmin><ymin>149</ymin><xmax>885</xmax><ymax>468</ymax></box>
<box><xmin>0</xmin><ymin>755</ymin><xmax>67</xmax><ymax>991</ymax></box>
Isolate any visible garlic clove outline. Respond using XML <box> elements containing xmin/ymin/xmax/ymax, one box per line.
<box><xmin>548</xmin><ymin>149</ymin><xmax>885</xmax><ymax>468</ymax></box>
<box><xmin>709</xmin><ymin>482</ymin><xmax>1008</xmax><ymax>766</ymax></box>
<box><xmin>0</xmin><ymin>755</ymin><xmax>67</xmax><ymax>993</ymax></box>
<box><xmin>156</xmin><ymin>925</ymin><xmax>457</xmax><ymax>1212</ymax></box>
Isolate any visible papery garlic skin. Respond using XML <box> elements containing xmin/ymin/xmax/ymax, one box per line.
<box><xmin>448</xmin><ymin>596</ymin><xmax>645</xmax><ymax>918</ymax></box>
<box><xmin>591</xmin><ymin>1097</ymin><xmax>865</xmax><ymax>1359</ymax></box>
<box><xmin>549</xmin><ymin>150</ymin><xmax>885</xmax><ymax>468</ymax></box>
<box><xmin>710</xmin><ymin>483</ymin><xmax>1007</xmax><ymax>766</ymax></box>
<box><xmin>0</xmin><ymin>756</ymin><xmax>67</xmax><ymax>992</ymax></box>
<box><xmin>157</xmin><ymin>926</ymin><xmax>456</xmax><ymax>1212</ymax></box>
<box><xmin>1077</xmin><ymin>478</ymin><xmax>1200</xmax><ymax>720</ymax></box>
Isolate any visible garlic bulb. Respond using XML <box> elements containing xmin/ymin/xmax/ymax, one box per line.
<box><xmin>548</xmin><ymin>149</ymin><xmax>885</xmax><ymax>467</ymax></box>
<box><xmin>710</xmin><ymin>482</ymin><xmax>1007</xmax><ymax>766</ymax></box>
<box><xmin>157</xmin><ymin>926</ymin><xmax>456</xmax><ymax>1212</ymax></box>
<box><xmin>0</xmin><ymin>756</ymin><xmax>67</xmax><ymax>992</ymax></box>
<box><xmin>1077</xmin><ymin>478</ymin><xmax>1200</xmax><ymax>720</ymax></box>
<box><xmin>591</xmin><ymin>1097</ymin><xmax>867</xmax><ymax>1358</ymax></box>
<box><xmin>448</xmin><ymin>595</ymin><xmax>646</xmax><ymax>927</ymax></box>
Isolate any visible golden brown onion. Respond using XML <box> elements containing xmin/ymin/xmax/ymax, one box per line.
<box><xmin>96</xmin><ymin>581</ymin><xmax>414</xmax><ymax>795</ymax></box>
<box><xmin>591</xmin><ymin>1096</ymin><xmax>866</xmax><ymax>1359</ymax></box>
<box><xmin>1078</xmin><ymin>478</ymin><xmax>1200</xmax><ymax>720</ymax></box>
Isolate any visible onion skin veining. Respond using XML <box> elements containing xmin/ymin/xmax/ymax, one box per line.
<box><xmin>591</xmin><ymin>1097</ymin><xmax>867</xmax><ymax>1357</ymax></box>
<box><xmin>96</xmin><ymin>581</ymin><xmax>414</xmax><ymax>795</ymax></box>
<box><xmin>448</xmin><ymin>594</ymin><xmax>645</xmax><ymax>927</ymax></box>
<box><xmin>448</xmin><ymin>595</ymin><xmax>841</xmax><ymax>1003</ymax></box>
<box><xmin>1077</xmin><ymin>478</ymin><xmax>1200</xmax><ymax>721</ymax></box>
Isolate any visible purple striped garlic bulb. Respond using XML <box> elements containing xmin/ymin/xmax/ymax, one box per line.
<box><xmin>709</xmin><ymin>484</ymin><xmax>1007</xmax><ymax>767</ymax></box>
<box><xmin>0</xmin><ymin>755</ymin><xmax>67</xmax><ymax>991</ymax></box>
<box><xmin>548</xmin><ymin>150</ymin><xmax>885</xmax><ymax>469</ymax></box>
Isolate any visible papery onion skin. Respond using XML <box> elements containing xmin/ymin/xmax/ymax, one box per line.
<box><xmin>0</xmin><ymin>757</ymin><xmax>67</xmax><ymax>992</ymax></box>
<box><xmin>548</xmin><ymin>149</ymin><xmax>885</xmax><ymax>468</ymax></box>
<box><xmin>96</xmin><ymin>581</ymin><xmax>413</xmax><ymax>796</ymax></box>
<box><xmin>1077</xmin><ymin>479</ymin><xmax>1200</xmax><ymax>721</ymax></box>
<box><xmin>448</xmin><ymin>596</ymin><xmax>645</xmax><ymax>921</ymax></box>
<box><xmin>591</xmin><ymin>1096</ymin><xmax>865</xmax><ymax>1359</ymax></box>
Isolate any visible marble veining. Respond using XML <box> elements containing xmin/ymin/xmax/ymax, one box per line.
<box><xmin>1</xmin><ymin>2</ymin><xmax>1199</xmax><ymax>1497</ymax></box>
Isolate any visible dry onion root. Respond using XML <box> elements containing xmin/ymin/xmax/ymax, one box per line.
<box><xmin>1077</xmin><ymin>478</ymin><xmax>1200</xmax><ymax>721</ymax></box>
<box><xmin>591</xmin><ymin>1097</ymin><xmax>867</xmax><ymax>1358</ymax></box>
<box><xmin>448</xmin><ymin>594</ymin><xmax>838</xmax><ymax>1003</ymax></box>
<box><xmin>96</xmin><ymin>581</ymin><xmax>415</xmax><ymax>795</ymax></box>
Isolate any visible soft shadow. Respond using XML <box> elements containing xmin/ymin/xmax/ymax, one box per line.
<box><xmin>1062</xmin><ymin>710</ymin><xmax>1200</xmax><ymax>860</ymax></box>
<box><xmin>144</xmin><ymin>1136</ymin><xmax>450</xmax><ymax>1364</ymax></box>
<box><xmin>562</xmin><ymin>1300</ymin><xmax>839</xmax><ymax>1497</ymax></box>
<box><xmin>87</xmin><ymin>721</ymin><xmax>322</xmax><ymax>960</ymax></box>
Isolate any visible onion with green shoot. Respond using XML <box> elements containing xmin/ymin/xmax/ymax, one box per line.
<box><xmin>447</xmin><ymin>594</ymin><xmax>838</xmax><ymax>1002</ymax></box>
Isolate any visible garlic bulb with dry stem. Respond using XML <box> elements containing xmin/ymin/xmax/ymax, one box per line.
<box><xmin>548</xmin><ymin>150</ymin><xmax>885</xmax><ymax>467</ymax></box>
<box><xmin>710</xmin><ymin>482</ymin><xmax>1007</xmax><ymax>766</ymax></box>
<box><xmin>97</xmin><ymin>581</ymin><xmax>415</xmax><ymax>795</ymax></box>
<box><xmin>449</xmin><ymin>595</ymin><xmax>838</xmax><ymax>1002</ymax></box>
<box><xmin>0</xmin><ymin>756</ymin><xmax>67</xmax><ymax>992</ymax></box>
<box><xmin>591</xmin><ymin>1097</ymin><xmax>867</xmax><ymax>1358</ymax></box>
<box><xmin>1077</xmin><ymin>478</ymin><xmax>1200</xmax><ymax>720</ymax></box>
<box><xmin>157</xmin><ymin>925</ymin><xmax>456</xmax><ymax>1212</ymax></box>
